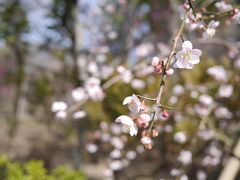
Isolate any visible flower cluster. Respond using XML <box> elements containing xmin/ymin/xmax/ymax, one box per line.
<box><xmin>115</xmin><ymin>94</ymin><xmax>168</xmax><ymax>149</ymax></box>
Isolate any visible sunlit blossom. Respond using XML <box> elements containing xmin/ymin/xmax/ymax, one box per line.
<box><xmin>174</xmin><ymin>132</ymin><xmax>187</xmax><ymax>144</ymax></box>
<box><xmin>141</xmin><ymin>136</ymin><xmax>152</xmax><ymax>145</ymax></box>
<box><xmin>178</xmin><ymin>150</ymin><xmax>192</xmax><ymax>165</ymax></box>
<box><xmin>207</xmin><ymin>65</ymin><xmax>228</xmax><ymax>82</ymax></box>
<box><xmin>175</xmin><ymin>41</ymin><xmax>202</xmax><ymax>69</ymax></box>
<box><xmin>123</xmin><ymin>94</ymin><xmax>142</xmax><ymax>114</ymax></box>
<box><xmin>115</xmin><ymin>115</ymin><xmax>138</xmax><ymax>136</ymax></box>
<box><xmin>217</xmin><ymin>84</ymin><xmax>234</xmax><ymax>98</ymax></box>
<box><xmin>203</xmin><ymin>20</ymin><xmax>220</xmax><ymax>38</ymax></box>
<box><xmin>72</xmin><ymin>87</ymin><xmax>86</xmax><ymax>101</ymax></box>
<box><xmin>51</xmin><ymin>101</ymin><xmax>68</xmax><ymax>112</ymax></box>
<box><xmin>215</xmin><ymin>2</ymin><xmax>232</xmax><ymax>12</ymax></box>
<box><xmin>232</xmin><ymin>11</ymin><xmax>240</xmax><ymax>24</ymax></box>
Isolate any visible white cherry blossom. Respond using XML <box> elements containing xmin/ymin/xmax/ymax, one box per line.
<box><xmin>73</xmin><ymin>111</ymin><xmax>86</xmax><ymax>119</ymax></box>
<box><xmin>51</xmin><ymin>101</ymin><xmax>68</xmax><ymax>112</ymax></box>
<box><xmin>215</xmin><ymin>2</ymin><xmax>232</xmax><ymax>12</ymax></box>
<box><xmin>174</xmin><ymin>132</ymin><xmax>187</xmax><ymax>144</ymax></box>
<box><xmin>217</xmin><ymin>84</ymin><xmax>233</xmax><ymax>98</ymax></box>
<box><xmin>72</xmin><ymin>87</ymin><xmax>86</xmax><ymax>101</ymax></box>
<box><xmin>115</xmin><ymin>115</ymin><xmax>138</xmax><ymax>136</ymax></box>
<box><xmin>175</xmin><ymin>41</ymin><xmax>202</xmax><ymax>69</ymax></box>
<box><xmin>207</xmin><ymin>65</ymin><xmax>228</xmax><ymax>82</ymax></box>
<box><xmin>55</xmin><ymin>111</ymin><xmax>67</xmax><ymax>119</ymax></box>
<box><xmin>203</xmin><ymin>20</ymin><xmax>220</xmax><ymax>38</ymax></box>
<box><xmin>232</xmin><ymin>11</ymin><xmax>240</xmax><ymax>24</ymax></box>
<box><xmin>141</xmin><ymin>136</ymin><xmax>152</xmax><ymax>145</ymax></box>
<box><xmin>123</xmin><ymin>94</ymin><xmax>141</xmax><ymax>114</ymax></box>
<box><xmin>178</xmin><ymin>150</ymin><xmax>192</xmax><ymax>165</ymax></box>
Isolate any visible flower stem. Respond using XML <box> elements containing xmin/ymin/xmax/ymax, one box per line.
<box><xmin>148</xmin><ymin>11</ymin><xmax>189</xmax><ymax>132</ymax></box>
<box><xmin>136</xmin><ymin>95</ymin><xmax>156</xmax><ymax>101</ymax></box>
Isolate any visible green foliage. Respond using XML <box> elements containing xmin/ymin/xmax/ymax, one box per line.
<box><xmin>0</xmin><ymin>156</ymin><xmax>86</xmax><ymax>180</ymax></box>
<box><xmin>52</xmin><ymin>166</ymin><xmax>85</xmax><ymax>180</ymax></box>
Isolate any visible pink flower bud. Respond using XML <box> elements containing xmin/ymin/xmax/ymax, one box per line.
<box><xmin>152</xmin><ymin>129</ymin><xmax>159</xmax><ymax>137</ymax></box>
<box><xmin>145</xmin><ymin>144</ymin><xmax>153</xmax><ymax>150</ymax></box>
<box><xmin>154</xmin><ymin>65</ymin><xmax>163</xmax><ymax>74</ymax></box>
<box><xmin>151</xmin><ymin>56</ymin><xmax>160</xmax><ymax>66</ymax></box>
<box><xmin>162</xmin><ymin>110</ymin><xmax>169</xmax><ymax>119</ymax></box>
<box><xmin>166</xmin><ymin>68</ymin><xmax>174</xmax><ymax>76</ymax></box>
<box><xmin>183</xmin><ymin>3</ymin><xmax>190</xmax><ymax>10</ymax></box>
<box><xmin>141</xmin><ymin>136</ymin><xmax>152</xmax><ymax>145</ymax></box>
<box><xmin>141</xmin><ymin>130</ymin><xmax>148</xmax><ymax>137</ymax></box>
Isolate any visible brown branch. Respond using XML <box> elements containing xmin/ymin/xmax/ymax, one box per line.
<box><xmin>148</xmin><ymin>11</ymin><xmax>189</xmax><ymax>132</ymax></box>
<box><xmin>187</xmin><ymin>0</ymin><xmax>196</xmax><ymax>17</ymax></box>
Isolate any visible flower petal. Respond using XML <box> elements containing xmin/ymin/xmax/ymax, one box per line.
<box><xmin>128</xmin><ymin>103</ymin><xmax>140</xmax><ymax>114</ymax></box>
<box><xmin>182</xmin><ymin>41</ymin><xmax>193</xmax><ymax>51</ymax></box>
<box><xmin>132</xmin><ymin>94</ymin><xmax>141</xmax><ymax>105</ymax></box>
<box><xmin>140</xmin><ymin>114</ymin><xmax>151</xmax><ymax>123</ymax></box>
<box><xmin>129</xmin><ymin>126</ymin><xmax>138</xmax><ymax>136</ymax></box>
<box><xmin>123</xmin><ymin>96</ymin><xmax>133</xmax><ymax>105</ymax></box>
<box><xmin>192</xmin><ymin>49</ymin><xmax>202</xmax><ymax>57</ymax></box>
<box><xmin>176</xmin><ymin>58</ymin><xmax>188</xmax><ymax>68</ymax></box>
<box><xmin>176</xmin><ymin>50</ymin><xmax>185</xmax><ymax>59</ymax></box>
<box><xmin>115</xmin><ymin>115</ymin><xmax>134</xmax><ymax>126</ymax></box>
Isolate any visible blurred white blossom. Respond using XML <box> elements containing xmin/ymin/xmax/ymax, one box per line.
<box><xmin>131</xmin><ymin>79</ymin><xmax>145</xmax><ymax>89</ymax></box>
<box><xmin>73</xmin><ymin>111</ymin><xmax>86</xmax><ymax>119</ymax></box>
<box><xmin>217</xmin><ymin>84</ymin><xmax>233</xmax><ymax>98</ymax></box>
<box><xmin>72</xmin><ymin>87</ymin><xmax>86</xmax><ymax>101</ymax></box>
<box><xmin>51</xmin><ymin>101</ymin><xmax>68</xmax><ymax>112</ymax></box>
<box><xmin>86</xmin><ymin>143</ymin><xmax>98</xmax><ymax>153</ymax></box>
<box><xmin>215</xmin><ymin>2</ymin><xmax>232</xmax><ymax>12</ymax></box>
<box><xmin>207</xmin><ymin>65</ymin><xmax>228</xmax><ymax>82</ymax></box>
<box><xmin>203</xmin><ymin>20</ymin><xmax>220</xmax><ymax>38</ymax></box>
<box><xmin>174</xmin><ymin>132</ymin><xmax>187</xmax><ymax>144</ymax></box>
<box><xmin>214</xmin><ymin>107</ymin><xmax>232</xmax><ymax>119</ymax></box>
<box><xmin>178</xmin><ymin>150</ymin><xmax>192</xmax><ymax>165</ymax></box>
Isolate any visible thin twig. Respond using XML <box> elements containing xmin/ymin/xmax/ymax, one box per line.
<box><xmin>136</xmin><ymin>95</ymin><xmax>156</xmax><ymax>101</ymax></box>
<box><xmin>148</xmin><ymin>11</ymin><xmax>189</xmax><ymax>132</ymax></box>
<box><xmin>180</xmin><ymin>34</ymin><xmax>185</xmax><ymax>43</ymax></box>
<box><xmin>187</xmin><ymin>0</ymin><xmax>196</xmax><ymax>17</ymax></box>
<box><xmin>158</xmin><ymin>105</ymin><xmax>174</xmax><ymax>110</ymax></box>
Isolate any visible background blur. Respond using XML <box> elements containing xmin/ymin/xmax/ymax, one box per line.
<box><xmin>0</xmin><ymin>0</ymin><xmax>240</xmax><ymax>179</ymax></box>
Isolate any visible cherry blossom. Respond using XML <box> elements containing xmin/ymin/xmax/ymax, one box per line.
<box><xmin>203</xmin><ymin>20</ymin><xmax>220</xmax><ymax>38</ymax></box>
<box><xmin>141</xmin><ymin>136</ymin><xmax>152</xmax><ymax>145</ymax></box>
<box><xmin>214</xmin><ymin>107</ymin><xmax>233</xmax><ymax>119</ymax></box>
<box><xmin>175</xmin><ymin>41</ymin><xmax>202</xmax><ymax>69</ymax></box>
<box><xmin>178</xmin><ymin>150</ymin><xmax>192</xmax><ymax>165</ymax></box>
<box><xmin>215</xmin><ymin>2</ymin><xmax>232</xmax><ymax>12</ymax></box>
<box><xmin>207</xmin><ymin>65</ymin><xmax>228</xmax><ymax>82</ymax></box>
<box><xmin>165</xmin><ymin>68</ymin><xmax>174</xmax><ymax>75</ymax></box>
<box><xmin>51</xmin><ymin>101</ymin><xmax>68</xmax><ymax>112</ymax></box>
<box><xmin>199</xmin><ymin>94</ymin><xmax>213</xmax><ymax>106</ymax></box>
<box><xmin>174</xmin><ymin>132</ymin><xmax>187</xmax><ymax>144</ymax></box>
<box><xmin>115</xmin><ymin>115</ymin><xmax>138</xmax><ymax>136</ymax></box>
<box><xmin>71</xmin><ymin>87</ymin><xmax>87</xmax><ymax>101</ymax></box>
<box><xmin>135</xmin><ymin>113</ymin><xmax>151</xmax><ymax>128</ymax></box>
<box><xmin>232</xmin><ymin>10</ymin><xmax>240</xmax><ymax>24</ymax></box>
<box><xmin>85</xmin><ymin>77</ymin><xmax>105</xmax><ymax>101</ymax></box>
<box><xmin>73</xmin><ymin>111</ymin><xmax>87</xmax><ymax>119</ymax></box>
<box><xmin>123</xmin><ymin>94</ymin><xmax>142</xmax><ymax>114</ymax></box>
<box><xmin>131</xmin><ymin>79</ymin><xmax>145</xmax><ymax>89</ymax></box>
<box><xmin>151</xmin><ymin>56</ymin><xmax>163</xmax><ymax>74</ymax></box>
<box><xmin>217</xmin><ymin>84</ymin><xmax>234</xmax><ymax>98</ymax></box>
<box><xmin>55</xmin><ymin>111</ymin><xmax>67</xmax><ymax>119</ymax></box>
